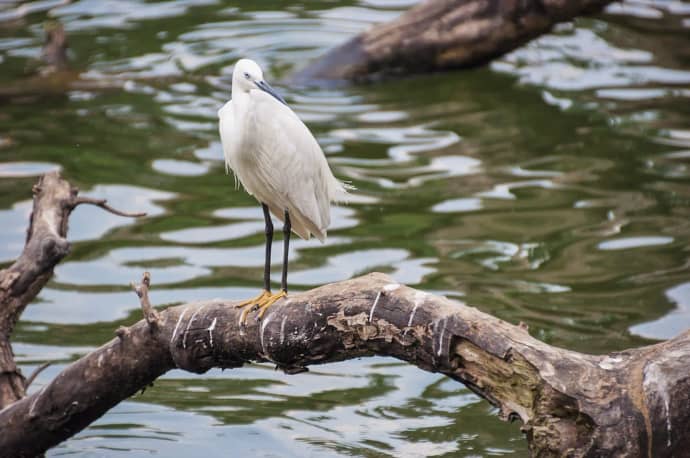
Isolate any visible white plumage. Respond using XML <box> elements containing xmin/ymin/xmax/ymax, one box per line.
<box><xmin>218</xmin><ymin>58</ymin><xmax>348</xmax><ymax>242</ymax></box>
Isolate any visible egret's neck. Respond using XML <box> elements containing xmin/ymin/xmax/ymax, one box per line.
<box><xmin>231</xmin><ymin>86</ymin><xmax>250</xmax><ymax>111</ymax></box>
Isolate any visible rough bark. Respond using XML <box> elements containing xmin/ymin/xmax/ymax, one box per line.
<box><xmin>0</xmin><ymin>173</ymin><xmax>74</xmax><ymax>407</ymax></box>
<box><xmin>0</xmin><ymin>172</ymin><xmax>143</xmax><ymax>408</ymax></box>
<box><xmin>291</xmin><ymin>0</ymin><xmax>615</xmax><ymax>83</ymax></box>
<box><xmin>1</xmin><ymin>274</ymin><xmax>689</xmax><ymax>457</ymax></box>
<box><xmin>1</xmin><ymin>173</ymin><xmax>689</xmax><ymax>457</ymax></box>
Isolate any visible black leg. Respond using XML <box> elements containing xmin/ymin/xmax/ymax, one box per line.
<box><xmin>262</xmin><ymin>203</ymin><xmax>273</xmax><ymax>292</ymax></box>
<box><xmin>281</xmin><ymin>209</ymin><xmax>291</xmax><ymax>293</ymax></box>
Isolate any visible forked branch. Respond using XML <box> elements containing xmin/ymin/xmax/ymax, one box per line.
<box><xmin>0</xmin><ymin>172</ymin><xmax>145</xmax><ymax>408</ymax></box>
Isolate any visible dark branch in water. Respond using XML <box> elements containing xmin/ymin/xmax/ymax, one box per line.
<box><xmin>1</xmin><ymin>173</ymin><xmax>689</xmax><ymax>458</ymax></box>
<box><xmin>0</xmin><ymin>19</ymin><xmax>203</xmax><ymax>101</ymax></box>
<box><xmin>41</xmin><ymin>21</ymin><xmax>69</xmax><ymax>72</ymax></box>
<box><xmin>291</xmin><ymin>0</ymin><xmax>615</xmax><ymax>84</ymax></box>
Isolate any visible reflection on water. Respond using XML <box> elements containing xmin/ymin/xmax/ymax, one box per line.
<box><xmin>632</xmin><ymin>282</ymin><xmax>690</xmax><ymax>339</ymax></box>
<box><xmin>1</xmin><ymin>0</ymin><xmax>690</xmax><ymax>456</ymax></box>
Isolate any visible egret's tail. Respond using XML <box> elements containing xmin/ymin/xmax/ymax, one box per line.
<box><xmin>332</xmin><ymin>179</ymin><xmax>355</xmax><ymax>204</ymax></box>
<box><xmin>268</xmin><ymin>203</ymin><xmax>326</xmax><ymax>243</ymax></box>
<box><xmin>268</xmin><ymin>178</ymin><xmax>353</xmax><ymax>244</ymax></box>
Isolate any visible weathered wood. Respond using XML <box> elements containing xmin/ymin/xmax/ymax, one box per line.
<box><xmin>0</xmin><ymin>172</ymin><xmax>143</xmax><ymax>408</ymax></box>
<box><xmin>292</xmin><ymin>0</ymin><xmax>615</xmax><ymax>83</ymax></box>
<box><xmin>0</xmin><ymin>173</ymin><xmax>75</xmax><ymax>407</ymax></box>
<box><xmin>1</xmin><ymin>173</ymin><xmax>689</xmax><ymax>457</ymax></box>
<box><xmin>1</xmin><ymin>273</ymin><xmax>689</xmax><ymax>457</ymax></box>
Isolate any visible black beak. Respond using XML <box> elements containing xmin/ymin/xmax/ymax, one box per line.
<box><xmin>256</xmin><ymin>80</ymin><xmax>287</xmax><ymax>106</ymax></box>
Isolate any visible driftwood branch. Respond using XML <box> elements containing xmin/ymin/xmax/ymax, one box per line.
<box><xmin>1</xmin><ymin>173</ymin><xmax>689</xmax><ymax>457</ymax></box>
<box><xmin>0</xmin><ymin>172</ymin><xmax>144</xmax><ymax>408</ymax></box>
<box><xmin>292</xmin><ymin>0</ymin><xmax>615</xmax><ymax>83</ymax></box>
<box><xmin>1</xmin><ymin>273</ymin><xmax>689</xmax><ymax>457</ymax></box>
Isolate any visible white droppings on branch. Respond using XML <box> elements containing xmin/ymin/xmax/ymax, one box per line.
<box><xmin>369</xmin><ymin>283</ymin><xmax>400</xmax><ymax>323</ymax></box>
<box><xmin>369</xmin><ymin>291</ymin><xmax>382</xmax><ymax>323</ymax></box>
<box><xmin>664</xmin><ymin>390</ymin><xmax>673</xmax><ymax>447</ymax></box>
<box><xmin>279</xmin><ymin>316</ymin><xmax>287</xmax><ymax>345</ymax></box>
<box><xmin>170</xmin><ymin>307</ymin><xmax>189</xmax><ymax>344</ymax></box>
<box><xmin>408</xmin><ymin>290</ymin><xmax>426</xmax><ymax>327</ymax></box>
<box><xmin>644</xmin><ymin>361</ymin><xmax>672</xmax><ymax>447</ymax></box>
<box><xmin>207</xmin><ymin>317</ymin><xmax>217</xmax><ymax>347</ymax></box>
<box><xmin>28</xmin><ymin>386</ymin><xmax>45</xmax><ymax>418</ymax></box>
<box><xmin>183</xmin><ymin>305</ymin><xmax>206</xmax><ymax>349</ymax></box>
<box><xmin>598</xmin><ymin>355</ymin><xmax>624</xmax><ymax>370</ymax></box>
<box><xmin>436</xmin><ymin>319</ymin><xmax>447</xmax><ymax>357</ymax></box>
<box><xmin>260</xmin><ymin>312</ymin><xmax>274</xmax><ymax>353</ymax></box>
<box><xmin>384</xmin><ymin>283</ymin><xmax>400</xmax><ymax>292</ymax></box>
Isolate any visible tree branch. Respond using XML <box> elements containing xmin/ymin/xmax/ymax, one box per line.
<box><xmin>74</xmin><ymin>196</ymin><xmax>147</xmax><ymax>218</ymax></box>
<box><xmin>1</xmin><ymin>273</ymin><xmax>689</xmax><ymax>457</ymax></box>
<box><xmin>131</xmin><ymin>271</ymin><xmax>160</xmax><ymax>327</ymax></box>
<box><xmin>0</xmin><ymin>172</ymin><xmax>144</xmax><ymax>408</ymax></box>
<box><xmin>292</xmin><ymin>0</ymin><xmax>615</xmax><ymax>83</ymax></box>
<box><xmin>24</xmin><ymin>362</ymin><xmax>51</xmax><ymax>390</ymax></box>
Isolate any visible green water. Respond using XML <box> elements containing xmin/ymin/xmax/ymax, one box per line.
<box><xmin>1</xmin><ymin>0</ymin><xmax>689</xmax><ymax>456</ymax></box>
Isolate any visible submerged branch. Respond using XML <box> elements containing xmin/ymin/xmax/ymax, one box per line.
<box><xmin>292</xmin><ymin>0</ymin><xmax>615</xmax><ymax>83</ymax></box>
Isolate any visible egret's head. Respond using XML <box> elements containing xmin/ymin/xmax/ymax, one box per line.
<box><xmin>233</xmin><ymin>58</ymin><xmax>263</xmax><ymax>91</ymax></box>
<box><xmin>232</xmin><ymin>58</ymin><xmax>287</xmax><ymax>105</ymax></box>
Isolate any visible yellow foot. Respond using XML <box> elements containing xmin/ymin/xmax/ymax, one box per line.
<box><xmin>237</xmin><ymin>290</ymin><xmax>271</xmax><ymax>326</ymax></box>
<box><xmin>235</xmin><ymin>290</ymin><xmax>271</xmax><ymax>309</ymax></box>
<box><xmin>256</xmin><ymin>290</ymin><xmax>287</xmax><ymax>321</ymax></box>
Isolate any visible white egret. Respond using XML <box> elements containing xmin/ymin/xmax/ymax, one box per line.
<box><xmin>218</xmin><ymin>58</ymin><xmax>350</xmax><ymax>324</ymax></box>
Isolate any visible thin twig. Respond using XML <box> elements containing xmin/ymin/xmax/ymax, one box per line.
<box><xmin>24</xmin><ymin>362</ymin><xmax>51</xmax><ymax>389</ymax></box>
<box><xmin>131</xmin><ymin>272</ymin><xmax>159</xmax><ymax>328</ymax></box>
<box><xmin>74</xmin><ymin>196</ymin><xmax>146</xmax><ymax>218</ymax></box>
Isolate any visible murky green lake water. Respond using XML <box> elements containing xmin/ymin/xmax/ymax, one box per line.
<box><xmin>1</xmin><ymin>0</ymin><xmax>689</xmax><ymax>456</ymax></box>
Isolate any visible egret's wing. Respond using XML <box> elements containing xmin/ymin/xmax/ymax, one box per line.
<box><xmin>246</xmin><ymin>90</ymin><xmax>337</xmax><ymax>240</ymax></box>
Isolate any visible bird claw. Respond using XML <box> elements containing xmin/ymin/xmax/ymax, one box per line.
<box><xmin>235</xmin><ymin>290</ymin><xmax>271</xmax><ymax>326</ymax></box>
<box><xmin>236</xmin><ymin>290</ymin><xmax>287</xmax><ymax>326</ymax></box>
<box><xmin>255</xmin><ymin>290</ymin><xmax>287</xmax><ymax>321</ymax></box>
<box><xmin>235</xmin><ymin>290</ymin><xmax>271</xmax><ymax>309</ymax></box>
